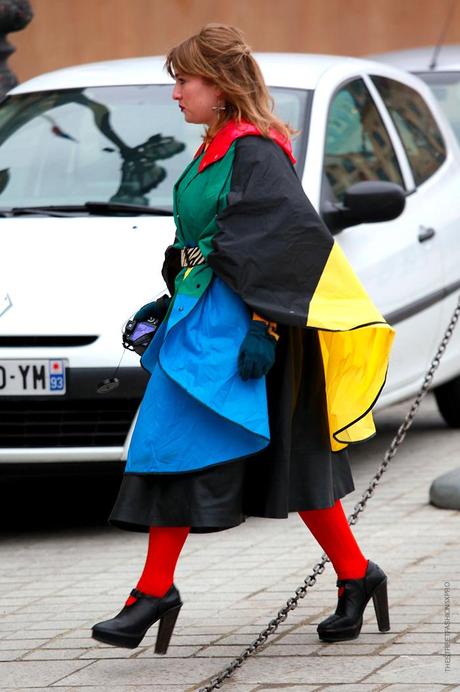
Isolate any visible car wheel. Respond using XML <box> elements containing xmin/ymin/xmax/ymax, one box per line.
<box><xmin>434</xmin><ymin>375</ymin><xmax>460</xmax><ymax>427</ymax></box>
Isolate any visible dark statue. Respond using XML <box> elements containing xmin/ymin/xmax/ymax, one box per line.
<box><xmin>110</xmin><ymin>134</ymin><xmax>186</xmax><ymax>205</ymax></box>
<box><xmin>0</xmin><ymin>0</ymin><xmax>33</xmax><ymax>100</ymax></box>
<box><xmin>0</xmin><ymin>88</ymin><xmax>186</xmax><ymax>205</ymax></box>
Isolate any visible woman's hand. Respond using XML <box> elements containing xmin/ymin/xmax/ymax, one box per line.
<box><xmin>133</xmin><ymin>295</ymin><xmax>171</xmax><ymax>322</ymax></box>
<box><xmin>238</xmin><ymin>320</ymin><xmax>277</xmax><ymax>381</ymax></box>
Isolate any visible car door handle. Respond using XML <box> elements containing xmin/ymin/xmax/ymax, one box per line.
<box><xmin>418</xmin><ymin>226</ymin><xmax>436</xmax><ymax>243</ymax></box>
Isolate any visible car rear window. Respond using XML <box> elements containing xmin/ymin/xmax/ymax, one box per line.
<box><xmin>371</xmin><ymin>76</ymin><xmax>447</xmax><ymax>186</ymax></box>
<box><xmin>417</xmin><ymin>70</ymin><xmax>460</xmax><ymax>146</ymax></box>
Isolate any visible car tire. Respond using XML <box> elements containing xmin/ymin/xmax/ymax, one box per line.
<box><xmin>434</xmin><ymin>375</ymin><xmax>460</xmax><ymax>427</ymax></box>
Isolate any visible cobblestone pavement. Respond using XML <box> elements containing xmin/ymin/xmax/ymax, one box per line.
<box><xmin>1</xmin><ymin>393</ymin><xmax>459</xmax><ymax>691</ymax></box>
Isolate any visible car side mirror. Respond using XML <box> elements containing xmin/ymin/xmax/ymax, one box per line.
<box><xmin>322</xmin><ymin>181</ymin><xmax>406</xmax><ymax>233</ymax></box>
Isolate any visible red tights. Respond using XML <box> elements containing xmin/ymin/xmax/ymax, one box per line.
<box><xmin>126</xmin><ymin>526</ymin><xmax>190</xmax><ymax>605</ymax></box>
<box><xmin>299</xmin><ymin>499</ymin><xmax>368</xmax><ymax>580</ymax></box>
<box><xmin>127</xmin><ymin>499</ymin><xmax>367</xmax><ymax>604</ymax></box>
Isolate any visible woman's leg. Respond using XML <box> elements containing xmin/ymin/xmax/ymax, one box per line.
<box><xmin>126</xmin><ymin>526</ymin><xmax>190</xmax><ymax>605</ymax></box>
<box><xmin>92</xmin><ymin>525</ymin><xmax>189</xmax><ymax>650</ymax></box>
<box><xmin>300</xmin><ymin>500</ymin><xmax>390</xmax><ymax>641</ymax></box>
<box><xmin>298</xmin><ymin>499</ymin><xmax>368</xmax><ymax>580</ymax></box>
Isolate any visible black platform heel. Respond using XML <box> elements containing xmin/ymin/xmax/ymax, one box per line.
<box><xmin>371</xmin><ymin>577</ymin><xmax>390</xmax><ymax>633</ymax></box>
<box><xmin>317</xmin><ymin>560</ymin><xmax>390</xmax><ymax>642</ymax></box>
<box><xmin>92</xmin><ymin>584</ymin><xmax>182</xmax><ymax>653</ymax></box>
<box><xmin>154</xmin><ymin>602</ymin><xmax>182</xmax><ymax>654</ymax></box>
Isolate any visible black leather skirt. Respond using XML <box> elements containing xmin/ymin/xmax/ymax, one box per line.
<box><xmin>109</xmin><ymin>326</ymin><xmax>355</xmax><ymax>533</ymax></box>
<box><xmin>109</xmin><ymin>449</ymin><xmax>353</xmax><ymax>534</ymax></box>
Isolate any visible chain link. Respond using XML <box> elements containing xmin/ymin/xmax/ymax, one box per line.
<box><xmin>198</xmin><ymin>293</ymin><xmax>460</xmax><ymax>692</ymax></box>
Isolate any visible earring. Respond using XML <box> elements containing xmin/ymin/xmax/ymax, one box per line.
<box><xmin>211</xmin><ymin>104</ymin><xmax>226</xmax><ymax>112</ymax></box>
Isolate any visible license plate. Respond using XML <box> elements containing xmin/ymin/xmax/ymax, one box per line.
<box><xmin>0</xmin><ymin>359</ymin><xmax>67</xmax><ymax>395</ymax></box>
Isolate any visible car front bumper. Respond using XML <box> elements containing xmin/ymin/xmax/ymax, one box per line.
<box><xmin>0</xmin><ymin>366</ymin><xmax>149</xmax><ymax>463</ymax></box>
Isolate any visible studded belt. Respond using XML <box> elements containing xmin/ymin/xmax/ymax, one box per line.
<box><xmin>180</xmin><ymin>247</ymin><xmax>207</xmax><ymax>268</ymax></box>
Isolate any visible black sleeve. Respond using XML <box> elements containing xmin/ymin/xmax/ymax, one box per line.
<box><xmin>208</xmin><ymin>136</ymin><xmax>334</xmax><ymax>327</ymax></box>
<box><xmin>161</xmin><ymin>243</ymin><xmax>182</xmax><ymax>295</ymax></box>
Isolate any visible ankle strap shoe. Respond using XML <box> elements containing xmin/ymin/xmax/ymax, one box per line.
<box><xmin>92</xmin><ymin>584</ymin><xmax>182</xmax><ymax>653</ymax></box>
<box><xmin>317</xmin><ymin>560</ymin><xmax>390</xmax><ymax>642</ymax></box>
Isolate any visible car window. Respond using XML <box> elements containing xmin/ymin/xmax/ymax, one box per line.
<box><xmin>371</xmin><ymin>76</ymin><xmax>447</xmax><ymax>186</ymax></box>
<box><xmin>324</xmin><ymin>78</ymin><xmax>404</xmax><ymax>202</ymax></box>
<box><xmin>417</xmin><ymin>71</ymin><xmax>460</xmax><ymax>145</ymax></box>
<box><xmin>0</xmin><ymin>85</ymin><xmax>310</xmax><ymax>210</ymax></box>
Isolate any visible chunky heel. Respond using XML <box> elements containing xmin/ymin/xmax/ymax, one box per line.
<box><xmin>92</xmin><ymin>584</ymin><xmax>182</xmax><ymax>650</ymax></box>
<box><xmin>155</xmin><ymin>604</ymin><xmax>182</xmax><ymax>654</ymax></box>
<box><xmin>372</xmin><ymin>578</ymin><xmax>390</xmax><ymax>632</ymax></box>
<box><xmin>317</xmin><ymin>560</ymin><xmax>391</xmax><ymax>642</ymax></box>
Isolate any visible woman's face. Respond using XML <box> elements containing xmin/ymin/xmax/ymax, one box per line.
<box><xmin>172</xmin><ymin>73</ymin><xmax>223</xmax><ymax>126</ymax></box>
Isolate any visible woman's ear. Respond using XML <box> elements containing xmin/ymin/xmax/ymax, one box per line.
<box><xmin>212</xmin><ymin>83</ymin><xmax>225</xmax><ymax>100</ymax></box>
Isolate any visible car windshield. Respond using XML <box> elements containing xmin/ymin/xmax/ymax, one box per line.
<box><xmin>0</xmin><ymin>84</ymin><xmax>310</xmax><ymax>211</ymax></box>
<box><xmin>417</xmin><ymin>71</ymin><xmax>460</xmax><ymax>144</ymax></box>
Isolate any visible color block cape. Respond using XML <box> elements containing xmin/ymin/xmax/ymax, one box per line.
<box><xmin>125</xmin><ymin>120</ymin><xmax>394</xmax><ymax>475</ymax></box>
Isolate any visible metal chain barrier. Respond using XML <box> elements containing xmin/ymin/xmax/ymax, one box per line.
<box><xmin>198</xmin><ymin>292</ymin><xmax>460</xmax><ymax>692</ymax></box>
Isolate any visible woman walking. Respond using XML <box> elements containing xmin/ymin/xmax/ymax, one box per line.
<box><xmin>92</xmin><ymin>23</ymin><xmax>395</xmax><ymax>654</ymax></box>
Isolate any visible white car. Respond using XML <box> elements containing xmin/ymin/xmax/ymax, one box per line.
<box><xmin>2</xmin><ymin>53</ymin><xmax>460</xmax><ymax>470</ymax></box>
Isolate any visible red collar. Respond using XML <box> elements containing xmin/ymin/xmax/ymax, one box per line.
<box><xmin>195</xmin><ymin>119</ymin><xmax>296</xmax><ymax>172</ymax></box>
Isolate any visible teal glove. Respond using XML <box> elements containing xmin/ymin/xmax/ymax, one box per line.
<box><xmin>133</xmin><ymin>294</ymin><xmax>170</xmax><ymax>322</ymax></box>
<box><xmin>238</xmin><ymin>320</ymin><xmax>277</xmax><ymax>381</ymax></box>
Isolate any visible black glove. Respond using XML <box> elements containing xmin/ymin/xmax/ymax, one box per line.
<box><xmin>238</xmin><ymin>320</ymin><xmax>277</xmax><ymax>381</ymax></box>
<box><xmin>133</xmin><ymin>294</ymin><xmax>171</xmax><ymax>322</ymax></box>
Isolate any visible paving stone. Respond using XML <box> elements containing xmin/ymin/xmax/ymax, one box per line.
<box><xmin>394</xmin><ymin>632</ymin><xmax>445</xmax><ymax>643</ymax></box>
<box><xmin>280</xmin><ymin>632</ymin><xmax>396</xmax><ymax>645</ymax></box>
<box><xmin>4</xmin><ymin>631</ymin><xmax>64</xmax><ymax>641</ymax></box>
<box><xmin>227</xmin><ymin>654</ymin><xmax>396</xmax><ymax>683</ymax></box>
<box><xmin>416</xmin><ymin>623</ymin><xmax>460</xmax><ymax>632</ymax></box>
<box><xmin>164</xmin><ymin>634</ymin><xmax>217</xmax><ymax>646</ymax></box>
<box><xmin>197</xmin><ymin>645</ymin><xmax>258</xmax><ymax>658</ymax></box>
<box><xmin>378</xmin><ymin>642</ymin><xmax>442</xmax><ymax>655</ymax></box>
<box><xmin>50</xmin><ymin>658</ymin><xmax>235</xmax><ymax>686</ymax></box>
<box><xmin>316</xmin><ymin>644</ymin><xmax>382</xmax><ymax>655</ymax></box>
<box><xmin>379</xmin><ymin>682</ymin><xmax>450</xmax><ymax>692</ymax></box>
<box><xmin>381</xmin><ymin>686</ymin><xmax>447</xmax><ymax>691</ymax></box>
<box><xmin>366</xmin><ymin>654</ymin><xmax>458</xmax><ymax>684</ymax></box>
<box><xmin>0</xmin><ymin>650</ymin><xmax>29</xmax><ymax>662</ymax></box>
<box><xmin>0</xmin><ymin>625</ymin><xmax>19</xmax><ymax>635</ymax></box>
<box><xmin>49</xmin><ymin>687</ymin><xmax>199</xmax><ymax>692</ymax></box>
<box><xmin>22</xmin><ymin>649</ymin><xmax>88</xmax><ymax>661</ymax></box>
<box><xmin>242</xmin><ymin>687</ymin><xmax>320</xmax><ymax>692</ymax></box>
<box><xmin>76</xmin><ymin>647</ymin><xmax>147</xmax><ymax>659</ymax></box>
<box><xmin>41</xmin><ymin>637</ymin><xmax>97</xmax><ymax>649</ymax></box>
<box><xmin>320</xmin><ymin>686</ymin><xmax>394</xmax><ymax>692</ymax></box>
<box><xmin>0</xmin><ymin>638</ymin><xmax>52</xmax><ymax>650</ymax></box>
<box><xmin>0</xmin><ymin>660</ymin><xmax>92</xmax><ymax>687</ymax></box>
<box><xmin>32</xmin><ymin>621</ymin><xmax>89</xmax><ymax>630</ymax></box>
<box><xmin>135</xmin><ymin>645</ymin><xmax>203</xmax><ymax>658</ymax></box>
<box><xmin>443</xmin><ymin>642</ymin><xmax>460</xmax><ymax>654</ymax></box>
<box><xmin>0</xmin><ymin>615</ymin><xmax>52</xmax><ymax>625</ymax></box>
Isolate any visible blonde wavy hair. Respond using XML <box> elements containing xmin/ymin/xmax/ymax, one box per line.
<box><xmin>165</xmin><ymin>23</ymin><xmax>295</xmax><ymax>145</ymax></box>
